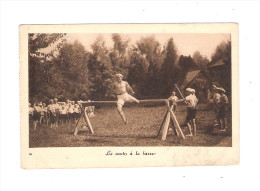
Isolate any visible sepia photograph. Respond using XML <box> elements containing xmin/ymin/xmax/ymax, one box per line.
<box><xmin>20</xmin><ymin>24</ymin><xmax>239</xmax><ymax>168</ymax></box>
<box><xmin>2</xmin><ymin>0</ymin><xmax>259</xmax><ymax>190</ymax></box>
<box><xmin>28</xmin><ymin>32</ymin><xmax>232</xmax><ymax>147</ymax></box>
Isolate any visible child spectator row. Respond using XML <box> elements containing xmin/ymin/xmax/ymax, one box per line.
<box><xmin>29</xmin><ymin>98</ymin><xmax>95</xmax><ymax>130</ymax></box>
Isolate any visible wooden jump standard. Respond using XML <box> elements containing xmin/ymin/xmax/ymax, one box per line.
<box><xmin>73</xmin><ymin>99</ymin><xmax>185</xmax><ymax>141</ymax></box>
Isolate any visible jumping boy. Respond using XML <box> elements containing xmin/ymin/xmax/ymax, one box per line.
<box><xmin>113</xmin><ymin>74</ymin><xmax>139</xmax><ymax>125</ymax></box>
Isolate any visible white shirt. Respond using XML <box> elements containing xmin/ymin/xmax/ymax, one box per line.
<box><xmin>168</xmin><ymin>95</ymin><xmax>178</xmax><ymax>102</ymax></box>
<box><xmin>47</xmin><ymin>104</ymin><xmax>56</xmax><ymax>113</ymax></box>
<box><xmin>60</xmin><ymin>108</ymin><xmax>67</xmax><ymax>115</ymax></box>
<box><xmin>29</xmin><ymin>107</ymin><xmax>34</xmax><ymax>115</ymax></box>
<box><xmin>213</xmin><ymin>93</ymin><xmax>221</xmax><ymax>103</ymax></box>
<box><xmin>185</xmin><ymin>94</ymin><xmax>198</xmax><ymax>108</ymax></box>
<box><xmin>73</xmin><ymin>105</ymin><xmax>80</xmax><ymax>113</ymax></box>
<box><xmin>68</xmin><ymin>105</ymin><xmax>74</xmax><ymax>113</ymax></box>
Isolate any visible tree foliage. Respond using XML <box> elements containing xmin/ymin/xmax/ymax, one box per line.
<box><xmin>29</xmin><ymin>34</ymin><xmax>231</xmax><ymax>102</ymax></box>
<box><xmin>210</xmin><ymin>40</ymin><xmax>231</xmax><ymax>96</ymax></box>
<box><xmin>88</xmin><ymin>36</ymin><xmax>114</xmax><ymax>100</ymax></box>
<box><xmin>160</xmin><ymin>38</ymin><xmax>179</xmax><ymax>95</ymax></box>
<box><xmin>29</xmin><ymin>33</ymin><xmax>66</xmax><ymax>103</ymax></box>
<box><xmin>54</xmin><ymin>41</ymin><xmax>91</xmax><ymax>100</ymax></box>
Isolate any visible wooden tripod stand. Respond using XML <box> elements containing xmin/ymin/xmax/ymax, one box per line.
<box><xmin>157</xmin><ymin>101</ymin><xmax>185</xmax><ymax>141</ymax></box>
<box><xmin>74</xmin><ymin>107</ymin><xmax>94</xmax><ymax>136</ymax></box>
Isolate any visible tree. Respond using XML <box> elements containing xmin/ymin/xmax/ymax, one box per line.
<box><xmin>28</xmin><ymin>33</ymin><xmax>66</xmax><ymax>103</ymax></box>
<box><xmin>192</xmin><ymin>51</ymin><xmax>209</xmax><ymax>70</ymax></box>
<box><xmin>127</xmin><ymin>48</ymin><xmax>149</xmax><ymax>98</ymax></box>
<box><xmin>88</xmin><ymin>36</ymin><xmax>114</xmax><ymax>100</ymax></box>
<box><xmin>54</xmin><ymin>41</ymin><xmax>92</xmax><ymax>100</ymax></box>
<box><xmin>112</xmin><ymin>33</ymin><xmax>129</xmax><ymax>55</ymax></box>
<box><xmin>210</xmin><ymin>40</ymin><xmax>231</xmax><ymax>96</ymax></box>
<box><xmin>136</xmin><ymin>36</ymin><xmax>164</xmax><ymax>97</ymax></box>
<box><xmin>179</xmin><ymin>55</ymin><xmax>197</xmax><ymax>71</ymax></box>
<box><xmin>109</xmin><ymin>34</ymin><xmax>130</xmax><ymax>77</ymax></box>
<box><xmin>160</xmin><ymin>38</ymin><xmax>179</xmax><ymax>96</ymax></box>
<box><xmin>29</xmin><ymin>33</ymin><xmax>66</xmax><ymax>59</ymax></box>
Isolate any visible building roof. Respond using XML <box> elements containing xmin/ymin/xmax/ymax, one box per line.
<box><xmin>209</xmin><ymin>60</ymin><xmax>225</xmax><ymax>68</ymax></box>
<box><xmin>181</xmin><ymin>70</ymin><xmax>201</xmax><ymax>88</ymax></box>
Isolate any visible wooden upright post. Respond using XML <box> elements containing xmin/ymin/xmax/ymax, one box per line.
<box><xmin>161</xmin><ymin>112</ymin><xmax>171</xmax><ymax>141</ymax></box>
<box><xmin>168</xmin><ymin>108</ymin><xmax>185</xmax><ymax>139</ymax></box>
<box><xmin>74</xmin><ymin>107</ymin><xmax>94</xmax><ymax>136</ymax></box>
<box><xmin>83</xmin><ymin>108</ymin><xmax>94</xmax><ymax>134</ymax></box>
<box><xmin>157</xmin><ymin>101</ymin><xmax>185</xmax><ymax>141</ymax></box>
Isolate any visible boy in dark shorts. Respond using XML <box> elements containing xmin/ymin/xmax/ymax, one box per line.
<box><xmin>217</xmin><ymin>88</ymin><xmax>229</xmax><ymax>131</ymax></box>
<box><xmin>180</xmin><ymin>88</ymin><xmax>198</xmax><ymax>136</ymax></box>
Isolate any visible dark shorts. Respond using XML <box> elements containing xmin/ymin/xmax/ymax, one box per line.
<box><xmin>29</xmin><ymin>114</ymin><xmax>33</xmax><ymax>121</ymax></box>
<box><xmin>186</xmin><ymin>108</ymin><xmax>197</xmax><ymax>122</ymax></box>
<box><xmin>49</xmin><ymin>112</ymin><xmax>56</xmax><ymax>124</ymax></box>
<box><xmin>60</xmin><ymin>114</ymin><xmax>68</xmax><ymax>121</ymax></box>
<box><xmin>218</xmin><ymin>106</ymin><xmax>228</xmax><ymax>118</ymax></box>
<box><xmin>33</xmin><ymin>112</ymin><xmax>41</xmax><ymax>121</ymax></box>
<box><xmin>68</xmin><ymin>113</ymin><xmax>74</xmax><ymax>119</ymax></box>
<box><xmin>74</xmin><ymin>113</ymin><xmax>80</xmax><ymax>119</ymax></box>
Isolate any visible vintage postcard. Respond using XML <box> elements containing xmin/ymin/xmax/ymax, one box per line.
<box><xmin>20</xmin><ymin>24</ymin><xmax>239</xmax><ymax>169</ymax></box>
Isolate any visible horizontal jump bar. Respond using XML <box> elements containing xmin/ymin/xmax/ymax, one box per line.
<box><xmin>81</xmin><ymin>99</ymin><xmax>168</xmax><ymax>107</ymax></box>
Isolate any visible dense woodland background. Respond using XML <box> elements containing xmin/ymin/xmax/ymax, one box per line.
<box><xmin>29</xmin><ymin>33</ymin><xmax>231</xmax><ymax>103</ymax></box>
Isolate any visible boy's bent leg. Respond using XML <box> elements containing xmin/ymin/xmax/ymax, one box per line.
<box><xmin>128</xmin><ymin>94</ymin><xmax>139</xmax><ymax>103</ymax></box>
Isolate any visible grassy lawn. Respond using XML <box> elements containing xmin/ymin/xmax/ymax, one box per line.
<box><xmin>29</xmin><ymin>103</ymin><xmax>232</xmax><ymax>147</ymax></box>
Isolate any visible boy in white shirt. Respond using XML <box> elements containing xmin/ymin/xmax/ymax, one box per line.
<box><xmin>168</xmin><ymin>91</ymin><xmax>178</xmax><ymax>112</ymax></box>
<box><xmin>33</xmin><ymin>102</ymin><xmax>42</xmax><ymax>130</ymax></box>
<box><xmin>68</xmin><ymin>102</ymin><xmax>75</xmax><ymax>123</ymax></box>
<box><xmin>47</xmin><ymin>99</ymin><xmax>56</xmax><ymax>129</ymax></box>
<box><xmin>73</xmin><ymin>103</ymin><xmax>81</xmax><ymax>122</ymax></box>
<box><xmin>53</xmin><ymin>98</ymin><xmax>61</xmax><ymax>127</ymax></box>
<box><xmin>60</xmin><ymin>103</ymin><xmax>68</xmax><ymax>124</ymax></box>
<box><xmin>180</xmin><ymin>88</ymin><xmax>198</xmax><ymax>136</ymax></box>
<box><xmin>211</xmin><ymin>85</ymin><xmax>221</xmax><ymax>126</ymax></box>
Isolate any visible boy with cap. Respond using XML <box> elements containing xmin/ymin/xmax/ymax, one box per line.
<box><xmin>113</xmin><ymin>73</ymin><xmax>139</xmax><ymax>125</ymax></box>
<box><xmin>180</xmin><ymin>88</ymin><xmax>198</xmax><ymax>136</ymax></box>
<box><xmin>217</xmin><ymin>87</ymin><xmax>229</xmax><ymax>131</ymax></box>
<box><xmin>211</xmin><ymin>85</ymin><xmax>221</xmax><ymax>126</ymax></box>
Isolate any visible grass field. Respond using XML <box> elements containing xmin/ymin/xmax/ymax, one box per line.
<box><xmin>29</xmin><ymin>103</ymin><xmax>232</xmax><ymax>147</ymax></box>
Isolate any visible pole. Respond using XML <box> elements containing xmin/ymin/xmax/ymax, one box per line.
<box><xmin>174</xmin><ymin>84</ymin><xmax>185</xmax><ymax>100</ymax></box>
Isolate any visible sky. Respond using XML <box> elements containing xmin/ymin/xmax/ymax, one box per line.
<box><xmin>41</xmin><ymin>33</ymin><xmax>231</xmax><ymax>59</ymax></box>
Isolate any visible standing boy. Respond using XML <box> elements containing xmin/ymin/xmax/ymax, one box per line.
<box><xmin>211</xmin><ymin>85</ymin><xmax>221</xmax><ymax>126</ymax></box>
<box><xmin>181</xmin><ymin>88</ymin><xmax>198</xmax><ymax>136</ymax></box>
<box><xmin>217</xmin><ymin>87</ymin><xmax>229</xmax><ymax>131</ymax></box>
<box><xmin>168</xmin><ymin>91</ymin><xmax>179</xmax><ymax>112</ymax></box>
